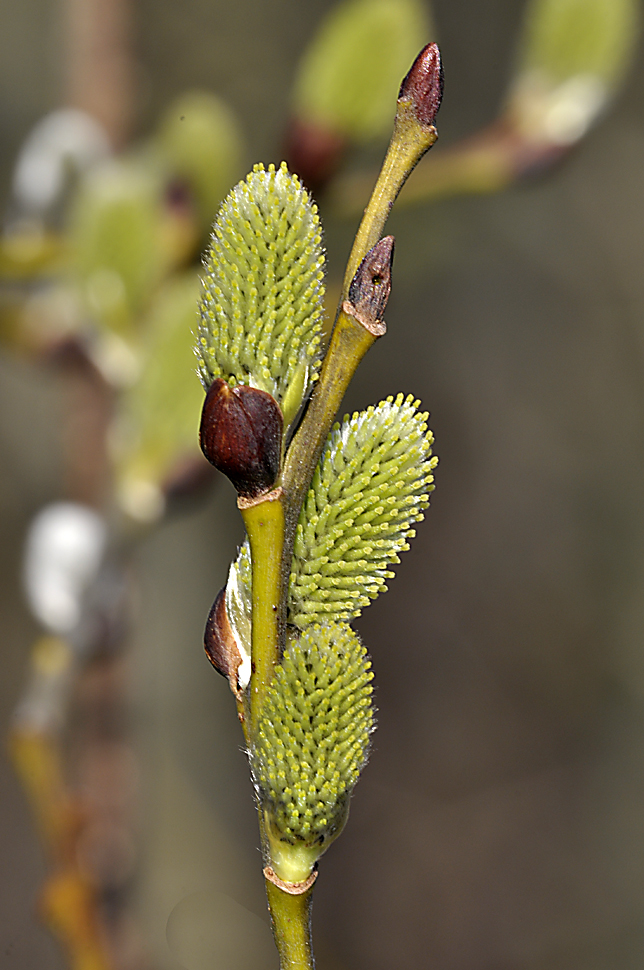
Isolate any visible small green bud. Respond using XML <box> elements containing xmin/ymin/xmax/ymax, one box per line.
<box><xmin>293</xmin><ymin>0</ymin><xmax>432</xmax><ymax>143</ymax></box>
<box><xmin>251</xmin><ymin>621</ymin><xmax>374</xmax><ymax>880</ymax></box>
<box><xmin>196</xmin><ymin>162</ymin><xmax>325</xmax><ymax>431</ymax></box>
<box><xmin>199</xmin><ymin>379</ymin><xmax>283</xmax><ymax>500</ymax></box>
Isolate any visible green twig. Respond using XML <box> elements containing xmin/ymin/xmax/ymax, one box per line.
<box><xmin>265</xmin><ymin>880</ymin><xmax>316</xmax><ymax>970</ymax></box>
<box><xmin>240</xmin><ymin>488</ymin><xmax>286</xmax><ymax>736</ymax></box>
<box><xmin>340</xmin><ymin>100</ymin><xmax>436</xmax><ymax>298</ymax></box>
<box><xmin>330</xmin><ymin>126</ymin><xmax>515</xmax><ymax>217</ymax></box>
<box><xmin>279</xmin><ymin>45</ymin><xmax>442</xmax><ymax>635</ymax></box>
<box><xmin>281</xmin><ymin>254</ymin><xmax>391</xmax><ymax>545</ymax></box>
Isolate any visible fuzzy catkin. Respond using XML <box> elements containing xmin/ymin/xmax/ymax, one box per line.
<box><xmin>251</xmin><ymin>622</ymin><xmax>374</xmax><ymax>845</ymax></box>
<box><xmin>227</xmin><ymin>393</ymin><xmax>437</xmax><ymax>633</ymax></box>
<box><xmin>289</xmin><ymin>393</ymin><xmax>437</xmax><ymax>626</ymax></box>
<box><xmin>196</xmin><ymin>162</ymin><xmax>325</xmax><ymax>427</ymax></box>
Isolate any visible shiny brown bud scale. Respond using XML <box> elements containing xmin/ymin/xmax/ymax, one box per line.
<box><xmin>204</xmin><ymin>587</ymin><xmax>245</xmax><ymax>697</ymax></box>
<box><xmin>348</xmin><ymin>235</ymin><xmax>394</xmax><ymax>324</ymax></box>
<box><xmin>398</xmin><ymin>42</ymin><xmax>443</xmax><ymax>128</ymax></box>
<box><xmin>200</xmin><ymin>379</ymin><xmax>283</xmax><ymax>499</ymax></box>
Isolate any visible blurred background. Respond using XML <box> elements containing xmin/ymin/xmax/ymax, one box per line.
<box><xmin>2</xmin><ymin>1</ymin><xmax>644</xmax><ymax>968</ymax></box>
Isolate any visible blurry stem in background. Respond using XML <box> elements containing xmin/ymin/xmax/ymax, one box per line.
<box><xmin>328</xmin><ymin>119</ymin><xmax>567</xmax><ymax>216</ymax></box>
<box><xmin>10</xmin><ymin>729</ymin><xmax>112</xmax><ymax>970</ymax></box>
<box><xmin>329</xmin><ymin>0</ymin><xmax>642</xmax><ymax>217</ymax></box>
<box><xmin>63</xmin><ymin>0</ymin><xmax>135</xmax><ymax>147</ymax></box>
<box><xmin>10</xmin><ymin>347</ymin><xmax>134</xmax><ymax>970</ymax></box>
<box><xmin>9</xmin><ymin>2</ymin><xmax>141</xmax><ymax>942</ymax></box>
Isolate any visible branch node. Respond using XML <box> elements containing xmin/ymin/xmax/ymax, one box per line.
<box><xmin>237</xmin><ymin>486</ymin><xmax>284</xmax><ymax>510</ymax></box>
<box><xmin>345</xmin><ymin>235</ymin><xmax>395</xmax><ymax>336</ymax></box>
<box><xmin>263</xmin><ymin>866</ymin><xmax>318</xmax><ymax>895</ymax></box>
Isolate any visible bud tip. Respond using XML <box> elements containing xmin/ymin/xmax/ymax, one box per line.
<box><xmin>399</xmin><ymin>43</ymin><xmax>443</xmax><ymax>128</ymax></box>
<box><xmin>199</xmin><ymin>379</ymin><xmax>283</xmax><ymax>499</ymax></box>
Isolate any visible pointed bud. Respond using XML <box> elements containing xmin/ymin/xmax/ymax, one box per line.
<box><xmin>204</xmin><ymin>587</ymin><xmax>248</xmax><ymax>698</ymax></box>
<box><xmin>344</xmin><ymin>236</ymin><xmax>395</xmax><ymax>337</ymax></box>
<box><xmin>398</xmin><ymin>43</ymin><xmax>443</xmax><ymax>127</ymax></box>
<box><xmin>199</xmin><ymin>379</ymin><xmax>283</xmax><ymax>499</ymax></box>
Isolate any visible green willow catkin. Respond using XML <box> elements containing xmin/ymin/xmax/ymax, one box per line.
<box><xmin>290</xmin><ymin>394</ymin><xmax>437</xmax><ymax>625</ymax></box>
<box><xmin>251</xmin><ymin>621</ymin><xmax>374</xmax><ymax>847</ymax></box>
<box><xmin>196</xmin><ymin>162</ymin><xmax>325</xmax><ymax>429</ymax></box>
<box><xmin>226</xmin><ymin>393</ymin><xmax>437</xmax><ymax>634</ymax></box>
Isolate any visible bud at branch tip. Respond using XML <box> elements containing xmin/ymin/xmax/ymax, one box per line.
<box><xmin>399</xmin><ymin>42</ymin><xmax>443</xmax><ymax>128</ymax></box>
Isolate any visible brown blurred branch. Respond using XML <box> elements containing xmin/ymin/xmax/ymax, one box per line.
<box><xmin>63</xmin><ymin>0</ymin><xmax>135</xmax><ymax>147</ymax></box>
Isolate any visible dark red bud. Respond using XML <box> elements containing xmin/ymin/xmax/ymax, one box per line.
<box><xmin>398</xmin><ymin>43</ymin><xmax>443</xmax><ymax>127</ymax></box>
<box><xmin>204</xmin><ymin>587</ymin><xmax>244</xmax><ymax>696</ymax></box>
<box><xmin>200</xmin><ymin>379</ymin><xmax>283</xmax><ymax>499</ymax></box>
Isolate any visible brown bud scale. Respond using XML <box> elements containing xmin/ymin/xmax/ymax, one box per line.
<box><xmin>399</xmin><ymin>43</ymin><xmax>443</xmax><ymax>128</ymax></box>
<box><xmin>200</xmin><ymin>379</ymin><xmax>283</xmax><ymax>499</ymax></box>
<box><xmin>204</xmin><ymin>587</ymin><xmax>244</xmax><ymax>697</ymax></box>
<box><xmin>346</xmin><ymin>236</ymin><xmax>395</xmax><ymax>336</ymax></box>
